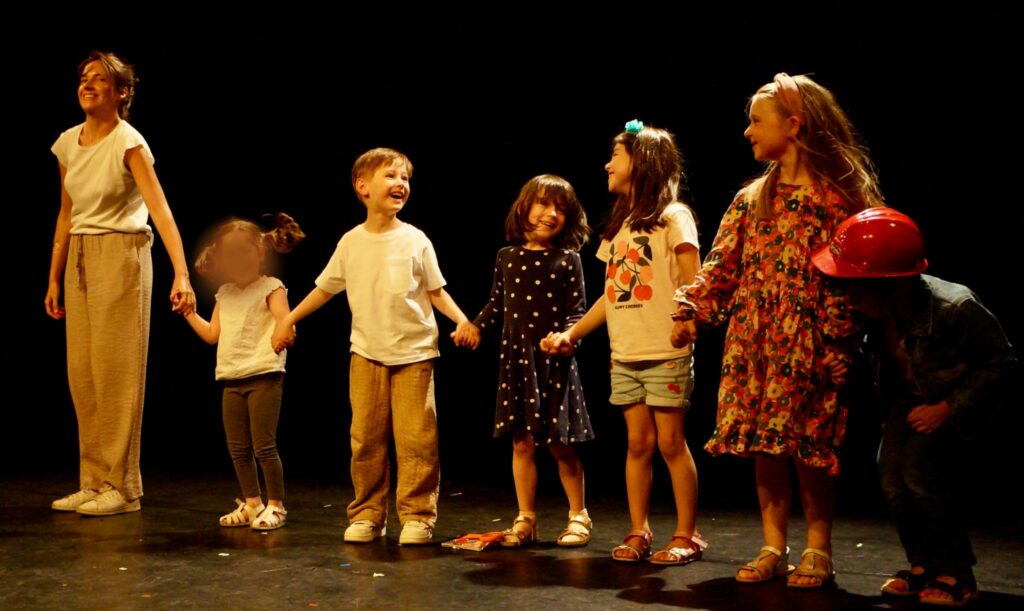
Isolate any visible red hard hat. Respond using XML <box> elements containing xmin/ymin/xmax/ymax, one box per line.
<box><xmin>812</xmin><ymin>207</ymin><xmax>928</xmax><ymax>278</ymax></box>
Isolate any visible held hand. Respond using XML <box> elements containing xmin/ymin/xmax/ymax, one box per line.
<box><xmin>822</xmin><ymin>351</ymin><xmax>849</xmax><ymax>386</ymax></box>
<box><xmin>540</xmin><ymin>331</ymin><xmax>576</xmax><ymax>356</ymax></box>
<box><xmin>450</xmin><ymin>321</ymin><xmax>481</xmax><ymax>350</ymax></box>
<box><xmin>45</xmin><ymin>279</ymin><xmax>65</xmax><ymax>320</ymax></box>
<box><xmin>170</xmin><ymin>274</ymin><xmax>196</xmax><ymax>316</ymax></box>
<box><xmin>271</xmin><ymin>321</ymin><xmax>296</xmax><ymax>354</ymax></box>
<box><xmin>907</xmin><ymin>401</ymin><xmax>952</xmax><ymax>434</ymax></box>
<box><xmin>671</xmin><ymin>320</ymin><xmax>697</xmax><ymax>348</ymax></box>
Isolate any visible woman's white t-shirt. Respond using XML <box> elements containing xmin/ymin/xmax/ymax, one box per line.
<box><xmin>51</xmin><ymin>121</ymin><xmax>154</xmax><ymax>235</ymax></box>
<box><xmin>215</xmin><ymin>276</ymin><xmax>288</xmax><ymax>381</ymax></box>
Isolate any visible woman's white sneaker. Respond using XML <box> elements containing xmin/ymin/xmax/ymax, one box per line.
<box><xmin>76</xmin><ymin>489</ymin><xmax>141</xmax><ymax>516</ymax></box>
<box><xmin>51</xmin><ymin>489</ymin><xmax>99</xmax><ymax>512</ymax></box>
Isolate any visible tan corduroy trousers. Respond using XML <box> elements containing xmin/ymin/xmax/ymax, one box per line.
<box><xmin>64</xmin><ymin>233</ymin><xmax>153</xmax><ymax>501</ymax></box>
<box><xmin>347</xmin><ymin>354</ymin><xmax>440</xmax><ymax>527</ymax></box>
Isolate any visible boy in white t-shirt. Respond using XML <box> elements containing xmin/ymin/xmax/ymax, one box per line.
<box><xmin>273</xmin><ymin>148</ymin><xmax>469</xmax><ymax>545</ymax></box>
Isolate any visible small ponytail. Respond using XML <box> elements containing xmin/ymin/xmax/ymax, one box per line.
<box><xmin>261</xmin><ymin>213</ymin><xmax>306</xmax><ymax>254</ymax></box>
<box><xmin>196</xmin><ymin>213</ymin><xmax>305</xmax><ymax>279</ymax></box>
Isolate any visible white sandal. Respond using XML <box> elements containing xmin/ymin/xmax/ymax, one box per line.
<box><xmin>556</xmin><ymin>509</ymin><xmax>593</xmax><ymax>547</ymax></box>
<box><xmin>252</xmin><ymin>505</ymin><xmax>287</xmax><ymax>531</ymax></box>
<box><xmin>220</xmin><ymin>499</ymin><xmax>264</xmax><ymax>527</ymax></box>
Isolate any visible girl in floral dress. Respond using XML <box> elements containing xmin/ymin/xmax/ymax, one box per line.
<box><xmin>672</xmin><ymin>74</ymin><xmax>883</xmax><ymax>588</ymax></box>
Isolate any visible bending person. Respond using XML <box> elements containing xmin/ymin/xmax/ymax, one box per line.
<box><xmin>812</xmin><ymin>207</ymin><xmax>1016</xmax><ymax>606</ymax></box>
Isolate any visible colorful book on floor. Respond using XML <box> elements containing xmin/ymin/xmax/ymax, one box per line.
<box><xmin>442</xmin><ymin>532</ymin><xmax>504</xmax><ymax>551</ymax></box>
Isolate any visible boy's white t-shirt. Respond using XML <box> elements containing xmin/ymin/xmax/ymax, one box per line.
<box><xmin>597</xmin><ymin>203</ymin><xmax>700</xmax><ymax>362</ymax></box>
<box><xmin>51</xmin><ymin>121</ymin><xmax>154</xmax><ymax>235</ymax></box>
<box><xmin>215</xmin><ymin>276</ymin><xmax>288</xmax><ymax>381</ymax></box>
<box><xmin>316</xmin><ymin>223</ymin><xmax>446</xmax><ymax>366</ymax></box>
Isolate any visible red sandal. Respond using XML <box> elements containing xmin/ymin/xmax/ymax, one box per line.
<box><xmin>650</xmin><ymin>532</ymin><xmax>708</xmax><ymax>566</ymax></box>
<box><xmin>611</xmin><ymin>530</ymin><xmax>653</xmax><ymax>562</ymax></box>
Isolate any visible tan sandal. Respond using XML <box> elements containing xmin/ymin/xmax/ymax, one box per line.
<box><xmin>252</xmin><ymin>505</ymin><xmax>287</xmax><ymax>531</ymax></box>
<box><xmin>650</xmin><ymin>532</ymin><xmax>708</xmax><ymax>566</ymax></box>
<box><xmin>220</xmin><ymin>499</ymin><xmax>264</xmax><ymax>528</ymax></box>
<box><xmin>612</xmin><ymin>530</ymin><xmax>653</xmax><ymax>562</ymax></box>
<box><xmin>500</xmin><ymin>514</ymin><xmax>537</xmax><ymax>548</ymax></box>
<box><xmin>737</xmin><ymin>545</ymin><xmax>793</xmax><ymax>583</ymax></box>
<box><xmin>788</xmin><ymin>548</ymin><xmax>836</xmax><ymax>589</ymax></box>
<box><xmin>556</xmin><ymin>509</ymin><xmax>592</xmax><ymax>547</ymax></box>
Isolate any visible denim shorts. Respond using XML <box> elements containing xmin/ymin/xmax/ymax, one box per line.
<box><xmin>609</xmin><ymin>355</ymin><xmax>694</xmax><ymax>410</ymax></box>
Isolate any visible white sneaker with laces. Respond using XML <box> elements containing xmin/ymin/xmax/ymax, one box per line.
<box><xmin>399</xmin><ymin>520</ymin><xmax>433</xmax><ymax>545</ymax></box>
<box><xmin>344</xmin><ymin>520</ymin><xmax>386</xmax><ymax>543</ymax></box>
<box><xmin>51</xmin><ymin>489</ymin><xmax>99</xmax><ymax>512</ymax></box>
<box><xmin>76</xmin><ymin>488</ymin><xmax>141</xmax><ymax>516</ymax></box>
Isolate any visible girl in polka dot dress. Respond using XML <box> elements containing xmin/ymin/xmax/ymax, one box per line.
<box><xmin>543</xmin><ymin>122</ymin><xmax>706</xmax><ymax>566</ymax></box>
<box><xmin>453</xmin><ymin>175</ymin><xmax>593</xmax><ymax>548</ymax></box>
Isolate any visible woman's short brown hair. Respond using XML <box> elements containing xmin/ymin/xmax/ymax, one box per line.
<box><xmin>78</xmin><ymin>50</ymin><xmax>138</xmax><ymax>120</ymax></box>
<box><xmin>505</xmin><ymin>175</ymin><xmax>590</xmax><ymax>252</ymax></box>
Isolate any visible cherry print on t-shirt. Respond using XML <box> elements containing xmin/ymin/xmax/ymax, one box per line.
<box><xmin>605</xmin><ymin>237</ymin><xmax>655</xmax><ymax>303</ymax></box>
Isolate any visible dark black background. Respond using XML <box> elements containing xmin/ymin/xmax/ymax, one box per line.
<box><xmin>8</xmin><ymin>8</ymin><xmax>1020</xmax><ymax>516</ymax></box>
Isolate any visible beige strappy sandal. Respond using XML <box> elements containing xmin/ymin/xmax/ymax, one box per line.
<box><xmin>556</xmin><ymin>509</ymin><xmax>593</xmax><ymax>547</ymax></box>
<box><xmin>220</xmin><ymin>499</ymin><xmax>264</xmax><ymax>527</ymax></box>
<box><xmin>252</xmin><ymin>505</ymin><xmax>287</xmax><ymax>531</ymax></box>
<box><xmin>500</xmin><ymin>514</ymin><xmax>537</xmax><ymax>547</ymax></box>
<box><xmin>737</xmin><ymin>546</ymin><xmax>793</xmax><ymax>583</ymax></box>
<box><xmin>788</xmin><ymin>548</ymin><xmax>836</xmax><ymax>589</ymax></box>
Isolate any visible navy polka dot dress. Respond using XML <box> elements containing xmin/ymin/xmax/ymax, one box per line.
<box><xmin>473</xmin><ymin>246</ymin><xmax>593</xmax><ymax>445</ymax></box>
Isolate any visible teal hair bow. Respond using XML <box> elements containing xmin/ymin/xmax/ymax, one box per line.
<box><xmin>624</xmin><ymin>119</ymin><xmax>644</xmax><ymax>134</ymax></box>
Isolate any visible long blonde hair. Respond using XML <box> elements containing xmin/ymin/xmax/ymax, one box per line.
<box><xmin>748</xmin><ymin>74</ymin><xmax>883</xmax><ymax>219</ymax></box>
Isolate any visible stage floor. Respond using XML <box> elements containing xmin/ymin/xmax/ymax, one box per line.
<box><xmin>2</xmin><ymin>474</ymin><xmax>1021</xmax><ymax>610</ymax></box>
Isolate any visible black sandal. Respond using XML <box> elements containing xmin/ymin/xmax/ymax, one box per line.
<box><xmin>881</xmin><ymin>569</ymin><xmax>930</xmax><ymax>596</ymax></box>
<box><xmin>920</xmin><ymin>576</ymin><xmax>979</xmax><ymax>607</ymax></box>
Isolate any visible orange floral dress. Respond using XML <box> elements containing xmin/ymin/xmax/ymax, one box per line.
<box><xmin>676</xmin><ymin>183</ymin><xmax>856</xmax><ymax>475</ymax></box>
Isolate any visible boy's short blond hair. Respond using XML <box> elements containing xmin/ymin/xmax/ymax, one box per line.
<box><xmin>351</xmin><ymin>148</ymin><xmax>414</xmax><ymax>193</ymax></box>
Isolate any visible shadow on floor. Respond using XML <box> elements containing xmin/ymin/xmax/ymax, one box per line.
<box><xmin>460</xmin><ymin>551</ymin><xmax>1024</xmax><ymax>610</ymax></box>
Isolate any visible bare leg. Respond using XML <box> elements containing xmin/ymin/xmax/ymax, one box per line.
<box><xmin>549</xmin><ymin>442</ymin><xmax>585</xmax><ymax>513</ymax></box>
<box><xmin>738</xmin><ymin>455</ymin><xmax>792</xmax><ymax>580</ymax></box>
<box><xmin>652</xmin><ymin>408</ymin><xmax>697</xmax><ymax>537</ymax></box>
<box><xmin>510</xmin><ymin>432</ymin><xmax>538</xmax><ymax>537</ymax></box>
<box><xmin>621</xmin><ymin>403</ymin><xmax>656</xmax><ymax>533</ymax></box>
<box><xmin>789</xmin><ymin>463</ymin><xmax>835</xmax><ymax>586</ymax></box>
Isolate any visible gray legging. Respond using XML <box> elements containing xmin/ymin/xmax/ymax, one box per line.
<box><xmin>222</xmin><ymin>373</ymin><xmax>285</xmax><ymax>500</ymax></box>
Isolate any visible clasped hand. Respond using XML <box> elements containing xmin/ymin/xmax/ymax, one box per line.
<box><xmin>539</xmin><ymin>331</ymin><xmax>575</xmax><ymax>356</ymax></box>
<box><xmin>451</xmin><ymin>321</ymin><xmax>481</xmax><ymax>350</ymax></box>
<box><xmin>271</xmin><ymin>322</ymin><xmax>296</xmax><ymax>354</ymax></box>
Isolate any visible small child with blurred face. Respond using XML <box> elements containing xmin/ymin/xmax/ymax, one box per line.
<box><xmin>272</xmin><ymin>148</ymin><xmax>470</xmax><ymax>545</ymax></box>
<box><xmin>181</xmin><ymin>213</ymin><xmax>305</xmax><ymax>531</ymax></box>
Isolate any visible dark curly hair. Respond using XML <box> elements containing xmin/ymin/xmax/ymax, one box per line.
<box><xmin>505</xmin><ymin>175</ymin><xmax>590</xmax><ymax>251</ymax></box>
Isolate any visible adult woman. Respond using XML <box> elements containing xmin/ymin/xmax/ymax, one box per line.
<box><xmin>45</xmin><ymin>51</ymin><xmax>195</xmax><ymax>516</ymax></box>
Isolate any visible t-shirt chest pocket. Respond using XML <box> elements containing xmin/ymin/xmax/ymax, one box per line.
<box><xmin>385</xmin><ymin>257</ymin><xmax>416</xmax><ymax>294</ymax></box>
